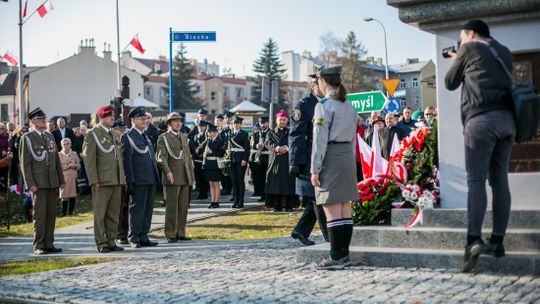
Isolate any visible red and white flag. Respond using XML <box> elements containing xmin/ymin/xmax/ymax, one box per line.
<box><xmin>129</xmin><ymin>34</ymin><xmax>145</xmax><ymax>54</ymax></box>
<box><xmin>3</xmin><ymin>52</ymin><xmax>18</xmax><ymax>66</ymax></box>
<box><xmin>23</xmin><ymin>0</ymin><xmax>28</xmax><ymax>17</ymax></box>
<box><xmin>370</xmin><ymin>127</ymin><xmax>385</xmax><ymax>177</ymax></box>
<box><xmin>357</xmin><ymin>134</ymin><xmax>373</xmax><ymax>179</ymax></box>
<box><xmin>37</xmin><ymin>0</ymin><xmax>53</xmax><ymax>18</ymax></box>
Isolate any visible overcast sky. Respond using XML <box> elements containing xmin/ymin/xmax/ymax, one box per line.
<box><xmin>0</xmin><ymin>0</ymin><xmax>435</xmax><ymax>76</ymax></box>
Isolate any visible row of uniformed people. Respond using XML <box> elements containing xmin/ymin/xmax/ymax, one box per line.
<box><xmin>20</xmin><ymin>105</ymin><xmax>197</xmax><ymax>255</ymax></box>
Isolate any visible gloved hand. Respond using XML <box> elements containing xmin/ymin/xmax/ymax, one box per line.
<box><xmin>127</xmin><ymin>183</ymin><xmax>134</xmax><ymax>195</ymax></box>
<box><xmin>289</xmin><ymin>166</ymin><xmax>300</xmax><ymax>178</ymax></box>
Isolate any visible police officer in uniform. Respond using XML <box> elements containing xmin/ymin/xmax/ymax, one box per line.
<box><xmin>255</xmin><ymin>116</ymin><xmax>270</xmax><ymax>202</ymax></box>
<box><xmin>20</xmin><ymin>107</ymin><xmax>65</xmax><ymax>255</ymax></box>
<box><xmin>156</xmin><ymin>112</ymin><xmax>195</xmax><ymax>243</ymax></box>
<box><xmin>188</xmin><ymin>108</ymin><xmax>209</xmax><ymax>141</ymax></box>
<box><xmin>190</xmin><ymin>120</ymin><xmax>209</xmax><ymax>199</ymax></box>
<box><xmin>228</xmin><ymin>117</ymin><xmax>249</xmax><ymax>208</ymax></box>
<box><xmin>82</xmin><ymin>105</ymin><xmax>126</xmax><ymax>253</ymax></box>
<box><xmin>220</xmin><ymin>111</ymin><xmax>234</xmax><ymax>196</ymax></box>
<box><xmin>289</xmin><ymin>73</ymin><xmax>329</xmax><ymax>245</ymax></box>
<box><xmin>122</xmin><ymin>106</ymin><xmax>160</xmax><ymax>248</ymax></box>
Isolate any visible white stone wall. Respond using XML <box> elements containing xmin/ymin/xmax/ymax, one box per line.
<box><xmin>435</xmin><ymin>19</ymin><xmax>540</xmax><ymax>209</ymax></box>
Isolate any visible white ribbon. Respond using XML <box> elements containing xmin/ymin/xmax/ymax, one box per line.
<box><xmin>163</xmin><ymin>136</ymin><xmax>184</xmax><ymax>160</ymax></box>
<box><xmin>91</xmin><ymin>131</ymin><xmax>116</xmax><ymax>156</ymax></box>
<box><xmin>126</xmin><ymin>134</ymin><xmax>149</xmax><ymax>154</ymax></box>
<box><xmin>25</xmin><ymin>135</ymin><xmax>47</xmax><ymax>162</ymax></box>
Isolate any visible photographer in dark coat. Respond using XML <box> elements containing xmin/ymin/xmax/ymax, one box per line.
<box><xmin>289</xmin><ymin>75</ymin><xmax>329</xmax><ymax>245</ymax></box>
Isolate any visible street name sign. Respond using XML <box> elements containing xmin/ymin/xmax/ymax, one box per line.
<box><xmin>171</xmin><ymin>31</ymin><xmax>217</xmax><ymax>43</ymax></box>
<box><xmin>347</xmin><ymin>91</ymin><xmax>389</xmax><ymax>113</ymax></box>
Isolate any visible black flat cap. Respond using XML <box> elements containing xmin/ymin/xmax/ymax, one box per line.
<box><xmin>233</xmin><ymin>117</ymin><xmax>244</xmax><ymax>124</ymax></box>
<box><xmin>462</xmin><ymin>19</ymin><xmax>490</xmax><ymax>38</ymax></box>
<box><xmin>128</xmin><ymin>106</ymin><xmax>146</xmax><ymax>119</ymax></box>
<box><xmin>28</xmin><ymin>107</ymin><xmax>47</xmax><ymax>120</ymax></box>
<box><xmin>198</xmin><ymin>108</ymin><xmax>208</xmax><ymax>115</ymax></box>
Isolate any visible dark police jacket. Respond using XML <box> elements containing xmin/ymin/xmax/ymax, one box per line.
<box><xmin>228</xmin><ymin>129</ymin><xmax>249</xmax><ymax>163</ymax></box>
<box><xmin>122</xmin><ymin>128</ymin><xmax>159</xmax><ymax>186</ymax></box>
<box><xmin>288</xmin><ymin>93</ymin><xmax>318</xmax><ymax>197</ymax></box>
<box><xmin>445</xmin><ymin>39</ymin><xmax>513</xmax><ymax>125</ymax></box>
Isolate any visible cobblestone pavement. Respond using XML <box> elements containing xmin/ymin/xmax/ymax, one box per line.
<box><xmin>1</xmin><ymin>236</ymin><xmax>538</xmax><ymax>304</ymax></box>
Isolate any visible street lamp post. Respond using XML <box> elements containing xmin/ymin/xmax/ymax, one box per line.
<box><xmin>364</xmin><ymin>17</ymin><xmax>389</xmax><ymax>80</ymax></box>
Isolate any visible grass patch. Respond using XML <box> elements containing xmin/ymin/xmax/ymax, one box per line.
<box><xmin>0</xmin><ymin>257</ymin><xmax>116</xmax><ymax>278</ymax></box>
<box><xmin>151</xmin><ymin>207</ymin><xmax>317</xmax><ymax>240</ymax></box>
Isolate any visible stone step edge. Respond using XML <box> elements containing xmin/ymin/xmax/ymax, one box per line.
<box><xmin>353</xmin><ymin>226</ymin><xmax>540</xmax><ymax>233</ymax></box>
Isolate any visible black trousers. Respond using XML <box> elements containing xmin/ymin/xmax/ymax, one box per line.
<box><xmin>117</xmin><ymin>186</ymin><xmax>129</xmax><ymax>239</ymax></box>
<box><xmin>249</xmin><ymin>161</ymin><xmax>260</xmax><ymax>195</ymax></box>
<box><xmin>194</xmin><ymin>161</ymin><xmax>208</xmax><ymax>198</ymax></box>
<box><xmin>230</xmin><ymin>162</ymin><xmax>247</xmax><ymax>203</ymax></box>
<box><xmin>293</xmin><ymin>197</ymin><xmax>329</xmax><ymax>241</ymax></box>
<box><xmin>221</xmin><ymin>172</ymin><xmax>232</xmax><ymax>194</ymax></box>
<box><xmin>128</xmin><ymin>184</ymin><xmax>156</xmax><ymax>243</ymax></box>
<box><xmin>256</xmin><ymin>162</ymin><xmax>268</xmax><ymax>199</ymax></box>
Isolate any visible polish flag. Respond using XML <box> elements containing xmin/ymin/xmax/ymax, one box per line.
<box><xmin>357</xmin><ymin>134</ymin><xmax>373</xmax><ymax>179</ymax></box>
<box><xmin>370</xmin><ymin>127</ymin><xmax>385</xmax><ymax>177</ymax></box>
<box><xmin>3</xmin><ymin>52</ymin><xmax>18</xmax><ymax>66</ymax></box>
<box><xmin>37</xmin><ymin>0</ymin><xmax>53</xmax><ymax>18</ymax></box>
<box><xmin>129</xmin><ymin>34</ymin><xmax>145</xmax><ymax>54</ymax></box>
<box><xmin>384</xmin><ymin>134</ymin><xmax>407</xmax><ymax>183</ymax></box>
<box><xmin>23</xmin><ymin>0</ymin><xmax>28</xmax><ymax>17</ymax></box>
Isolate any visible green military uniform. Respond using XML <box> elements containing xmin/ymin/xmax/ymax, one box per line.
<box><xmin>82</xmin><ymin>123</ymin><xmax>126</xmax><ymax>249</ymax></box>
<box><xmin>20</xmin><ymin>129</ymin><xmax>65</xmax><ymax>251</ymax></box>
<box><xmin>156</xmin><ymin>121</ymin><xmax>195</xmax><ymax>239</ymax></box>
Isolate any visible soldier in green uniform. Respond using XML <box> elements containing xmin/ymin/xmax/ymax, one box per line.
<box><xmin>156</xmin><ymin>112</ymin><xmax>195</xmax><ymax>243</ymax></box>
<box><xmin>20</xmin><ymin>107</ymin><xmax>65</xmax><ymax>255</ymax></box>
<box><xmin>81</xmin><ymin>105</ymin><xmax>126</xmax><ymax>253</ymax></box>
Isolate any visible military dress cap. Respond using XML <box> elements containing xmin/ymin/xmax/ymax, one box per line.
<box><xmin>224</xmin><ymin>111</ymin><xmax>234</xmax><ymax>118</ymax></box>
<box><xmin>258</xmin><ymin>116</ymin><xmax>269</xmax><ymax>123</ymax></box>
<box><xmin>198</xmin><ymin>120</ymin><xmax>209</xmax><ymax>127</ymax></box>
<box><xmin>308</xmin><ymin>66</ymin><xmax>321</xmax><ymax>78</ymax></box>
<box><xmin>233</xmin><ymin>117</ymin><xmax>244</xmax><ymax>124</ymax></box>
<box><xmin>113</xmin><ymin>119</ymin><xmax>127</xmax><ymax>129</ymax></box>
<box><xmin>215</xmin><ymin>114</ymin><xmax>224</xmax><ymax>119</ymax></box>
<box><xmin>462</xmin><ymin>19</ymin><xmax>490</xmax><ymax>38</ymax></box>
<box><xmin>97</xmin><ymin>105</ymin><xmax>115</xmax><ymax>118</ymax></box>
<box><xmin>28</xmin><ymin>107</ymin><xmax>47</xmax><ymax>120</ymax></box>
<box><xmin>316</xmin><ymin>64</ymin><xmax>342</xmax><ymax>77</ymax></box>
<box><xmin>166</xmin><ymin>112</ymin><xmax>184</xmax><ymax>124</ymax></box>
<box><xmin>198</xmin><ymin>108</ymin><xmax>208</xmax><ymax>115</ymax></box>
<box><xmin>207</xmin><ymin>124</ymin><xmax>218</xmax><ymax>132</ymax></box>
<box><xmin>128</xmin><ymin>106</ymin><xmax>146</xmax><ymax>119</ymax></box>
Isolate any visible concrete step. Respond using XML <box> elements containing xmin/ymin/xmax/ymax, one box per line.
<box><xmin>351</xmin><ymin>226</ymin><xmax>540</xmax><ymax>252</ymax></box>
<box><xmin>391</xmin><ymin>209</ymin><xmax>540</xmax><ymax>229</ymax></box>
<box><xmin>296</xmin><ymin>244</ymin><xmax>540</xmax><ymax>275</ymax></box>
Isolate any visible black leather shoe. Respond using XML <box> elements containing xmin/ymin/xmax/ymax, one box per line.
<box><xmin>484</xmin><ymin>241</ymin><xmax>505</xmax><ymax>258</ymax></box>
<box><xmin>229</xmin><ymin>197</ymin><xmax>235</xmax><ymax>202</ymax></box>
<box><xmin>34</xmin><ymin>249</ymin><xmax>47</xmax><ymax>255</ymax></box>
<box><xmin>291</xmin><ymin>231</ymin><xmax>315</xmax><ymax>246</ymax></box>
<box><xmin>462</xmin><ymin>239</ymin><xmax>486</xmax><ymax>273</ymax></box>
<box><xmin>141</xmin><ymin>240</ymin><xmax>158</xmax><ymax>247</ymax></box>
<box><xmin>109</xmin><ymin>245</ymin><xmax>124</xmax><ymax>252</ymax></box>
<box><xmin>98</xmin><ymin>247</ymin><xmax>111</xmax><ymax>253</ymax></box>
<box><xmin>116</xmin><ymin>238</ymin><xmax>129</xmax><ymax>245</ymax></box>
<box><xmin>45</xmin><ymin>246</ymin><xmax>62</xmax><ymax>253</ymax></box>
<box><xmin>208</xmin><ymin>203</ymin><xmax>214</xmax><ymax>209</ymax></box>
<box><xmin>238</xmin><ymin>202</ymin><xmax>244</xmax><ymax>208</ymax></box>
<box><xmin>130</xmin><ymin>242</ymin><xmax>141</xmax><ymax>248</ymax></box>
<box><xmin>167</xmin><ymin>238</ymin><xmax>178</xmax><ymax>243</ymax></box>
<box><xmin>177</xmin><ymin>236</ymin><xmax>192</xmax><ymax>241</ymax></box>
<box><xmin>232</xmin><ymin>202</ymin><xmax>238</xmax><ymax>208</ymax></box>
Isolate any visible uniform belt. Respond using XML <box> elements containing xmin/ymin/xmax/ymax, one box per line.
<box><xmin>260</xmin><ymin>151</ymin><xmax>270</xmax><ymax>155</ymax></box>
<box><xmin>206</xmin><ymin>156</ymin><xmax>218</xmax><ymax>160</ymax></box>
<box><xmin>328</xmin><ymin>141</ymin><xmax>350</xmax><ymax>145</ymax></box>
<box><xmin>231</xmin><ymin>148</ymin><xmax>245</xmax><ymax>152</ymax></box>
<box><xmin>250</xmin><ymin>149</ymin><xmax>258</xmax><ymax>154</ymax></box>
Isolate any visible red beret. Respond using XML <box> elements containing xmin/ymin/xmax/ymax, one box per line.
<box><xmin>97</xmin><ymin>106</ymin><xmax>115</xmax><ymax>118</ymax></box>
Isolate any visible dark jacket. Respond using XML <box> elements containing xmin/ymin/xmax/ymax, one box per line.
<box><xmin>52</xmin><ymin>127</ymin><xmax>75</xmax><ymax>151</ymax></box>
<box><xmin>379</xmin><ymin>126</ymin><xmax>406</xmax><ymax>160</ymax></box>
<box><xmin>445</xmin><ymin>39</ymin><xmax>513</xmax><ymax>125</ymax></box>
<box><xmin>122</xmin><ymin>128</ymin><xmax>159</xmax><ymax>186</ymax></box>
<box><xmin>144</xmin><ymin>123</ymin><xmax>160</xmax><ymax>150</ymax></box>
<box><xmin>203</xmin><ymin>136</ymin><xmax>226</xmax><ymax>170</ymax></box>
<box><xmin>229</xmin><ymin>129</ymin><xmax>249</xmax><ymax>163</ymax></box>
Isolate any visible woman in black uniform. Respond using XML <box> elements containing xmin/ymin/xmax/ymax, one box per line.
<box><xmin>204</xmin><ymin>124</ymin><xmax>226</xmax><ymax>208</ymax></box>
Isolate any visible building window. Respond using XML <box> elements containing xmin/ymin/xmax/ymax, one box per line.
<box><xmin>144</xmin><ymin>86</ymin><xmax>152</xmax><ymax>98</ymax></box>
<box><xmin>236</xmin><ymin>88</ymin><xmax>243</xmax><ymax>99</ymax></box>
<box><xmin>224</xmin><ymin>87</ymin><xmax>229</xmax><ymax>97</ymax></box>
<box><xmin>211</xmin><ymin>92</ymin><xmax>216</xmax><ymax>101</ymax></box>
<box><xmin>399</xmin><ymin>79</ymin><xmax>406</xmax><ymax>89</ymax></box>
<box><xmin>412</xmin><ymin>78</ymin><xmax>418</xmax><ymax>88</ymax></box>
<box><xmin>414</xmin><ymin>96</ymin><xmax>419</xmax><ymax>105</ymax></box>
<box><xmin>0</xmin><ymin>104</ymin><xmax>8</xmax><ymax>122</ymax></box>
<box><xmin>160</xmin><ymin>87</ymin><xmax>169</xmax><ymax>99</ymax></box>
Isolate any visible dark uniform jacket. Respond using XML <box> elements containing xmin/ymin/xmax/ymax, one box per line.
<box><xmin>203</xmin><ymin>136</ymin><xmax>226</xmax><ymax>170</ymax></box>
<box><xmin>257</xmin><ymin>128</ymin><xmax>270</xmax><ymax>165</ymax></box>
<box><xmin>445</xmin><ymin>38</ymin><xmax>513</xmax><ymax>125</ymax></box>
<box><xmin>189</xmin><ymin>132</ymin><xmax>207</xmax><ymax>162</ymax></box>
<box><xmin>249</xmin><ymin>132</ymin><xmax>259</xmax><ymax>163</ymax></box>
<box><xmin>229</xmin><ymin>129</ymin><xmax>249</xmax><ymax>163</ymax></box>
<box><xmin>20</xmin><ymin>130</ymin><xmax>65</xmax><ymax>189</ymax></box>
<box><xmin>265</xmin><ymin>127</ymin><xmax>295</xmax><ymax>195</ymax></box>
<box><xmin>122</xmin><ymin>128</ymin><xmax>159</xmax><ymax>186</ymax></box>
<box><xmin>288</xmin><ymin>93</ymin><xmax>317</xmax><ymax>197</ymax></box>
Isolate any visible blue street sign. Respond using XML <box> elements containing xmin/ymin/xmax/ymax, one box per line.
<box><xmin>169</xmin><ymin>29</ymin><xmax>217</xmax><ymax>113</ymax></box>
<box><xmin>172</xmin><ymin>31</ymin><xmax>217</xmax><ymax>42</ymax></box>
<box><xmin>384</xmin><ymin>97</ymin><xmax>402</xmax><ymax>114</ymax></box>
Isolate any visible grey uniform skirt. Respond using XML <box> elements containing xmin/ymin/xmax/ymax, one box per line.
<box><xmin>315</xmin><ymin>142</ymin><xmax>358</xmax><ymax>205</ymax></box>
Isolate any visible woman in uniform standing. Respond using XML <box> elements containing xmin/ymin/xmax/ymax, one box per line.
<box><xmin>204</xmin><ymin>124</ymin><xmax>226</xmax><ymax>209</ymax></box>
<box><xmin>311</xmin><ymin>65</ymin><xmax>358</xmax><ymax>270</ymax></box>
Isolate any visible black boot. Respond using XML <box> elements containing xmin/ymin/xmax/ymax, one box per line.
<box><xmin>208</xmin><ymin>202</ymin><xmax>214</xmax><ymax>209</ymax></box>
<box><xmin>68</xmin><ymin>198</ymin><xmax>76</xmax><ymax>215</ymax></box>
